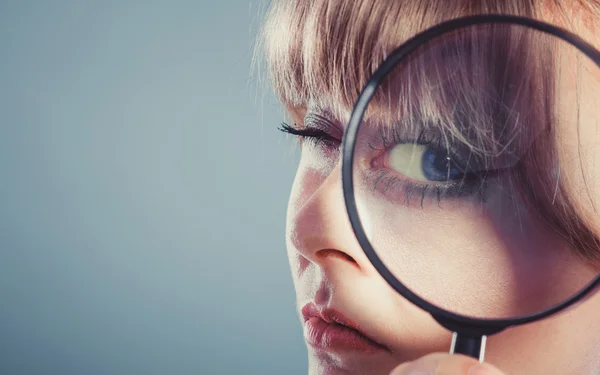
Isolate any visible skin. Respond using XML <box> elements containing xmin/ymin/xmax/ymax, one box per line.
<box><xmin>390</xmin><ymin>353</ymin><xmax>504</xmax><ymax>375</ymax></box>
<box><xmin>280</xmin><ymin>6</ymin><xmax>600</xmax><ymax>375</ymax></box>
<box><xmin>286</xmin><ymin>102</ymin><xmax>600</xmax><ymax>375</ymax></box>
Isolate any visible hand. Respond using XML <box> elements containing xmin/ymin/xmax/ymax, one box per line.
<box><xmin>390</xmin><ymin>353</ymin><xmax>505</xmax><ymax>375</ymax></box>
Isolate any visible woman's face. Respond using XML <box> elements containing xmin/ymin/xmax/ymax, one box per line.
<box><xmin>282</xmin><ymin>21</ymin><xmax>600</xmax><ymax>375</ymax></box>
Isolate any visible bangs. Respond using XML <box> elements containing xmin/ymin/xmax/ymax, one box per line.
<box><xmin>259</xmin><ymin>0</ymin><xmax>537</xmax><ymax>119</ymax></box>
<box><xmin>261</xmin><ymin>0</ymin><xmax>553</xmax><ymax>161</ymax></box>
<box><xmin>369</xmin><ymin>24</ymin><xmax>555</xmax><ymax>160</ymax></box>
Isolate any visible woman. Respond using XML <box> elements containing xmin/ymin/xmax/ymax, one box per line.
<box><xmin>259</xmin><ymin>0</ymin><xmax>600</xmax><ymax>374</ymax></box>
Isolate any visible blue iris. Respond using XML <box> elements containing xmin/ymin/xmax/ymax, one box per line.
<box><xmin>421</xmin><ymin>148</ymin><xmax>463</xmax><ymax>181</ymax></box>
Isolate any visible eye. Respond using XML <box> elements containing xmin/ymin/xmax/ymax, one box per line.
<box><xmin>278</xmin><ymin>122</ymin><xmax>339</xmax><ymax>150</ymax></box>
<box><xmin>387</xmin><ymin>143</ymin><xmax>465</xmax><ymax>182</ymax></box>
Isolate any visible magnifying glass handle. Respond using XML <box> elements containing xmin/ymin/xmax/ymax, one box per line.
<box><xmin>449</xmin><ymin>332</ymin><xmax>487</xmax><ymax>362</ymax></box>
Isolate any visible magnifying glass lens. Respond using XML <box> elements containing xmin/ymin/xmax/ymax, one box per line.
<box><xmin>350</xmin><ymin>22</ymin><xmax>600</xmax><ymax>319</ymax></box>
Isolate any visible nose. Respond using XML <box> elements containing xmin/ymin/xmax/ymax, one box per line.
<box><xmin>288</xmin><ymin>163</ymin><xmax>375</xmax><ymax>275</ymax></box>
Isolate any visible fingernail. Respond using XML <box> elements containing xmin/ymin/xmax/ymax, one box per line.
<box><xmin>468</xmin><ymin>362</ymin><xmax>503</xmax><ymax>375</ymax></box>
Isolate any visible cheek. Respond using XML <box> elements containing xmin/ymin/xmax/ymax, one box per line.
<box><xmin>357</xmin><ymin>179</ymin><xmax>595</xmax><ymax>318</ymax></box>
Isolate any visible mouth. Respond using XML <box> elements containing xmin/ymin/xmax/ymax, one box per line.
<box><xmin>301</xmin><ymin>303</ymin><xmax>389</xmax><ymax>354</ymax></box>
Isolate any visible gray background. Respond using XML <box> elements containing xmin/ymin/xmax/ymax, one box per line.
<box><xmin>0</xmin><ymin>1</ymin><xmax>307</xmax><ymax>374</ymax></box>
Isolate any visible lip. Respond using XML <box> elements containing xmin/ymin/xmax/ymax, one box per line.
<box><xmin>301</xmin><ymin>303</ymin><xmax>388</xmax><ymax>354</ymax></box>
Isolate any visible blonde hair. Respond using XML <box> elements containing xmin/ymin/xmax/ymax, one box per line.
<box><xmin>258</xmin><ymin>0</ymin><xmax>600</xmax><ymax>263</ymax></box>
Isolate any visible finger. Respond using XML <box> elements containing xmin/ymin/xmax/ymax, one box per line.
<box><xmin>391</xmin><ymin>353</ymin><xmax>475</xmax><ymax>375</ymax></box>
<box><xmin>390</xmin><ymin>353</ymin><xmax>504</xmax><ymax>375</ymax></box>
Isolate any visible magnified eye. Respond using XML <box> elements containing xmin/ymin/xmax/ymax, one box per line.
<box><xmin>387</xmin><ymin>143</ymin><xmax>464</xmax><ymax>182</ymax></box>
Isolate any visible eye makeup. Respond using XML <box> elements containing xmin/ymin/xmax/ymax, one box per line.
<box><xmin>365</xmin><ymin>124</ymin><xmax>491</xmax><ymax>208</ymax></box>
<box><xmin>279</xmin><ymin>112</ymin><xmax>496</xmax><ymax>208</ymax></box>
<box><xmin>278</xmin><ymin>110</ymin><xmax>343</xmax><ymax>153</ymax></box>
<box><xmin>278</xmin><ymin>122</ymin><xmax>339</xmax><ymax>149</ymax></box>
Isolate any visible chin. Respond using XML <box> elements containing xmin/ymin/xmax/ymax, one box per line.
<box><xmin>307</xmin><ymin>348</ymin><xmax>399</xmax><ymax>375</ymax></box>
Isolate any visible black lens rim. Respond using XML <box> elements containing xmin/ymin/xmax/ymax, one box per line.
<box><xmin>341</xmin><ymin>14</ymin><xmax>600</xmax><ymax>331</ymax></box>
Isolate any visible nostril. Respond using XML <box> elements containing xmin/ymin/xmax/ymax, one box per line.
<box><xmin>316</xmin><ymin>249</ymin><xmax>358</xmax><ymax>266</ymax></box>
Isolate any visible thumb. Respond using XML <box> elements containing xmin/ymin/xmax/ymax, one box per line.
<box><xmin>390</xmin><ymin>353</ymin><xmax>505</xmax><ymax>375</ymax></box>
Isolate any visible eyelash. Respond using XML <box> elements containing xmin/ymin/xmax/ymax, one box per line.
<box><xmin>278</xmin><ymin>121</ymin><xmax>489</xmax><ymax>207</ymax></box>
<box><xmin>278</xmin><ymin>122</ymin><xmax>340</xmax><ymax>149</ymax></box>
<box><xmin>367</xmin><ymin>168</ymin><xmax>488</xmax><ymax>208</ymax></box>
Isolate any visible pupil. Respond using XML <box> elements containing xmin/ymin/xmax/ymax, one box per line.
<box><xmin>422</xmin><ymin>148</ymin><xmax>461</xmax><ymax>181</ymax></box>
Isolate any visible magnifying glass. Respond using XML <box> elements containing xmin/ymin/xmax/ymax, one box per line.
<box><xmin>341</xmin><ymin>14</ymin><xmax>600</xmax><ymax>361</ymax></box>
